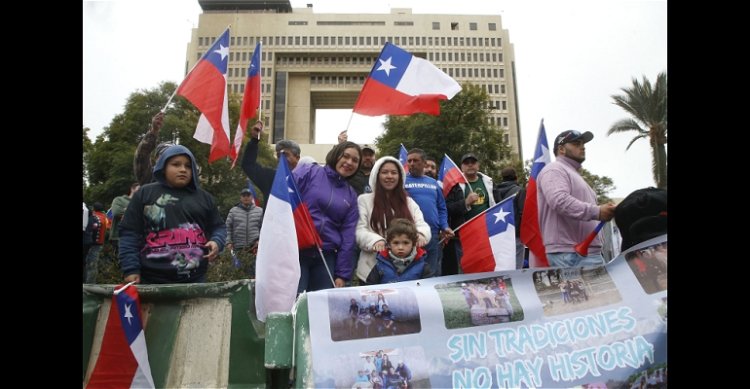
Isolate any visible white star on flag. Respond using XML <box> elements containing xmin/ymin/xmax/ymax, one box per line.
<box><xmin>123</xmin><ymin>303</ymin><xmax>134</xmax><ymax>325</ymax></box>
<box><xmin>493</xmin><ymin>208</ymin><xmax>511</xmax><ymax>224</ymax></box>
<box><xmin>214</xmin><ymin>44</ymin><xmax>229</xmax><ymax>61</ymax></box>
<box><xmin>377</xmin><ymin>57</ymin><xmax>396</xmax><ymax>76</ymax></box>
<box><xmin>535</xmin><ymin>144</ymin><xmax>550</xmax><ymax>164</ymax></box>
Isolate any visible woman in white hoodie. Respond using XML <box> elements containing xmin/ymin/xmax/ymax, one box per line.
<box><xmin>355</xmin><ymin>156</ymin><xmax>431</xmax><ymax>283</ymax></box>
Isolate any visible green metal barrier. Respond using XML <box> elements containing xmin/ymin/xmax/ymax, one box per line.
<box><xmin>82</xmin><ymin>280</ymin><xmax>290</xmax><ymax>388</ymax></box>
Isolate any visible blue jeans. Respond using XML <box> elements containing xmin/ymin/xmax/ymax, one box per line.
<box><xmin>298</xmin><ymin>250</ymin><xmax>337</xmax><ymax>293</ymax></box>
<box><xmin>423</xmin><ymin>233</ymin><xmax>440</xmax><ymax>278</ymax></box>
<box><xmin>546</xmin><ymin>252</ymin><xmax>604</xmax><ymax>268</ymax></box>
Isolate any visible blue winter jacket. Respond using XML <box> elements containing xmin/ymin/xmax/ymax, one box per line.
<box><xmin>369</xmin><ymin>247</ymin><xmax>428</xmax><ymax>284</ymax></box>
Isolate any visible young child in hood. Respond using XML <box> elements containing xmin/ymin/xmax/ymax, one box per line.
<box><xmin>118</xmin><ymin>145</ymin><xmax>226</xmax><ymax>284</ymax></box>
<box><xmin>366</xmin><ymin>218</ymin><xmax>430</xmax><ymax>284</ymax></box>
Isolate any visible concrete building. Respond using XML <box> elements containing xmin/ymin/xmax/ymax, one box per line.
<box><xmin>188</xmin><ymin>0</ymin><xmax>522</xmax><ymax>162</ymax></box>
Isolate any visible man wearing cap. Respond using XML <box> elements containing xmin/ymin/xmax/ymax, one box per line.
<box><xmin>443</xmin><ymin>153</ymin><xmax>496</xmax><ymax>275</ymax></box>
<box><xmin>537</xmin><ymin>130</ymin><xmax>616</xmax><ymax>268</ymax></box>
<box><xmin>226</xmin><ymin>188</ymin><xmax>264</xmax><ymax>276</ymax></box>
<box><xmin>240</xmin><ymin>121</ymin><xmax>301</xmax><ymax>206</ymax></box>
<box><xmin>348</xmin><ymin>144</ymin><xmax>376</xmax><ymax>195</ymax></box>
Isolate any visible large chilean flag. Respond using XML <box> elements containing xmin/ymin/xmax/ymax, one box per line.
<box><xmin>176</xmin><ymin>28</ymin><xmax>231</xmax><ymax>163</ymax></box>
<box><xmin>353</xmin><ymin>43</ymin><xmax>461</xmax><ymax>116</ymax></box>
<box><xmin>231</xmin><ymin>42</ymin><xmax>262</xmax><ymax>167</ymax></box>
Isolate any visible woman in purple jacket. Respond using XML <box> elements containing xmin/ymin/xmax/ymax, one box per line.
<box><xmin>293</xmin><ymin>141</ymin><xmax>361</xmax><ymax>292</ymax></box>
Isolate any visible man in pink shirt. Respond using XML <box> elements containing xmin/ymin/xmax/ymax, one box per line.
<box><xmin>537</xmin><ymin>130</ymin><xmax>616</xmax><ymax>267</ymax></box>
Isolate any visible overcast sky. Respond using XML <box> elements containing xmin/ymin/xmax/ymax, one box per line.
<box><xmin>83</xmin><ymin>0</ymin><xmax>666</xmax><ymax>199</ymax></box>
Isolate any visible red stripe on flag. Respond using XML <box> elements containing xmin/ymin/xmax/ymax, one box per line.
<box><xmin>353</xmin><ymin>78</ymin><xmax>447</xmax><ymax>116</ymax></box>
<box><xmin>459</xmin><ymin>214</ymin><xmax>496</xmax><ymax>273</ymax></box>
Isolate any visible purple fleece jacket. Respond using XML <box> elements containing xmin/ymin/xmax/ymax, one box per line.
<box><xmin>293</xmin><ymin>163</ymin><xmax>359</xmax><ymax>280</ymax></box>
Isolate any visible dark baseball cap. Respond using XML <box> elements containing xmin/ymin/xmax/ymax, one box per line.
<box><xmin>240</xmin><ymin>188</ymin><xmax>253</xmax><ymax>195</ymax></box>
<box><xmin>461</xmin><ymin>153</ymin><xmax>478</xmax><ymax>164</ymax></box>
<box><xmin>554</xmin><ymin>130</ymin><xmax>593</xmax><ymax>148</ymax></box>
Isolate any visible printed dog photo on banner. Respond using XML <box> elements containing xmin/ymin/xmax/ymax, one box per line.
<box><xmin>624</xmin><ymin>241</ymin><xmax>667</xmax><ymax>294</ymax></box>
<box><xmin>313</xmin><ymin>346</ymin><xmax>431</xmax><ymax>389</ymax></box>
<box><xmin>435</xmin><ymin>275</ymin><xmax>524</xmax><ymax>329</ymax></box>
<box><xmin>533</xmin><ymin>266</ymin><xmax>622</xmax><ymax>317</ymax></box>
<box><xmin>327</xmin><ymin>288</ymin><xmax>422</xmax><ymax>342</ymax></box>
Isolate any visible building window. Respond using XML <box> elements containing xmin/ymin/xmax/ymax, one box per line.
<box><xmin>295</xmin><ymin>36</ymin><xmax>300</xmax><ymax>45</ymax></box>
<box><xmin>428</xmin><ymin>37</ymin><xmax>433</xmax><ymax>45</ymax></box>
<box><xmin>394</xmin><ymin>21</ymin><xmax>414</xmax><ymax>26</ymax></box>
<box><xmin>337</xmin><ymin>36</ymin><xmax>343</xmax><ymax>45</ymax></box>
<box><xmin>502</xmin><ymin>100</ymin><xmax>507</xmax><ymax>110</ymax></box>
<box><xmin>432</xmin><ymin>22</ymin><xmax>440</xmax><ymax>30</ymax></box>
<box><xmin>504</xmin><ymin>134</ymin><xmax>509</xmax><ymax>143</ymax></box>
<box><xmin>499</xmin><ymin>68</ymin><xmax>504</xmax><ymax>78</ymax></box>
<box><xmin>469</xmin><ymin>22</ymin><xmax>477</xmax><ymax>31</ymax></box>
<box><xmin>366</xmin><ymin>36</ymin><xmax>372</xmax><ymax>45</ymax></box>
<box><xmin>451</xmin><ymin>22</ymin><xmax>459</xmax><ymax>30</ymax></box>
<box><xmin>489</xmin><ymin>23</ymin><xmax>497</xmax><ymax>31</ymax></box>
<box><xmin>288</xmin><ymin>21</ymin><xmax>308</xmax><ymax>25</ymax></box>
<box><xmin>501</xmin><ymin>84</ymin><xmax>506</xmax><ymax>94</ymax></box>
<box><xmin>345</xmin><ymin>37</ymin><xmax>350</xmax><ymax>45</ymax></box>
<box><xmin>242</xmin><ymin>52</ymin><xmax>248</xmax><ymax>62</ymax></box>
<box><xmin>316</xmin><ymin>36</ymin><xmax>321</xmax><ymax>45</ymax></box>
<box><xmin>503</xmin><ymin>117</ymin><xmax>508</xmax><ymax>127</ymax></box>
<box><xmin>303</xmin><ymin>36</ymin><xmax>308</xmax><ymax>45</ymax></box>
<box><xmin>498</xmin><ymin>53</ymin><xmax>503</xmax><ymax>62</ymax></box>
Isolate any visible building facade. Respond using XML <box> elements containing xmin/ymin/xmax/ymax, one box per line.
<box><xmin>187</xmin><ymin>0</ymin><xmax>522</xmax><ymax>160</ymax></box>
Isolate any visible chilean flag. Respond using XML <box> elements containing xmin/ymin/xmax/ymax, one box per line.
<box><xmin>353</xmin><ymin>43</ymin><xmax>461</xmax><ymax>116</ymax></box>
<box><xmin>520</xmin><ymin>120</ymin><xmax>551</xmax><ymax>267</ymax></box>
<box><xmin>399</xmin><ymin>144</ymin><xmax>409</xmax><ymax>172</ymax></box>
<box><xmin>255</xmin><ymin>156</ymin><xmax>303</xmax><ymax>321</ymax></box>
<box><xmin>86</xmin><ymin>284</ymin><xmax>154</xmax><ymax>389</ymax></box>
<box><xmin>231</xmin><ymin>42</ymin><xmax>262</xmax><ymax>167</ymax></box>
<box><xmin>437</xmin><ymin>154</ymin><xmax>467</xmax><ymax>197</ymax></box>
<box><xmin>284</xmin><ymin>164</ymin><xmax>323</xmax><ymax>250</ymax></box>
<box><xmin>459</xmin><ymin>197</ymin><xmax>516</xmax><ymax>273</ymax></box>
<box><xmin>176</xmin><ymin>28</ymin><xmax>231</xmax><ymax>163</ymax></box>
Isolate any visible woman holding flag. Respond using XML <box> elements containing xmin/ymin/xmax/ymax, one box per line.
<box><xmin>293</xmin><ymin>141</ymin><xmax>362</xmax><ymax>291</ymax></box>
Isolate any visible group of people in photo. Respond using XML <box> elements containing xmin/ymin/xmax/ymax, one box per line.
<box><xmin>348</xmin><ymin>293</ymin><xmax>398</xmax><ymax>338</ymax></box>
<box><xmin>351</xmin><ymin>352</ymin><xmax>412</xmax><ymax>389</ymax></box>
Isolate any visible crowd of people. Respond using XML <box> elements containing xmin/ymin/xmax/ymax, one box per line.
<box><xmin>82</xmin><ymin>111</ymin><xmax>667</xmax><ymax>292</ymax></box>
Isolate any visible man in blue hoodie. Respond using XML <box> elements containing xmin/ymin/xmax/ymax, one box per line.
<box><xmin>118</xmin><ymin>145</ymin><xmax>227</xmax><ymax>284</ymax></box>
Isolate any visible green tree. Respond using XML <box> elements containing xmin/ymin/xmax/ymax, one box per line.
<box><xmin>83</xmin><ymin>81</ymin><xmax>275</xmax><ymax>215</ymax></box>
<box><xmin>580</xmin><ymin>168</ymin><xmax>615</xmax><ymax>203</ymax></box>
<box><xmin>375</xmin><ymin>84</ymin><xmax>511</xmax><ymax>179</ymax></box>
<box><xmin>608</xmin><ymin>72</ymin><xmax>667</xmax><ymax>189</ymax></box>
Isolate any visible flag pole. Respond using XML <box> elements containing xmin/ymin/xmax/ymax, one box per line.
<box><xmin>344</xmin><ymin>110</ymin><xmax>355</xmax><ymax>133</ymax></box>
<box><xmin>162</xmin><ymin>25</ymin><xmax>232</xmax><ymax>112</ymax></box>
<box><xmin>114</xmin><ymin>281</ymin><xmax>137</xmax><ymax>295</ymax></box>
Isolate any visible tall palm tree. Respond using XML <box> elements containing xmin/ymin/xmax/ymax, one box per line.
<box><xmin>608</xmin><ymin>72</ymin><xmax>667</xmax><ymax>189</ymax></box>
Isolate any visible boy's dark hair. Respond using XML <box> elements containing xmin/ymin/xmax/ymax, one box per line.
<box><xmin>325</xmin><ymin>141</ymin><xmax>362</xmax><ymax>178</ymax></box>
<box><xmin>385</xmin><ymin>218</ymin><xmax>418</xmax><ymax>244</ymax></box>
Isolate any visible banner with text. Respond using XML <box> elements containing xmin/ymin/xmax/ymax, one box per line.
<box><xmin>307</xmin><ymin>235</ymin><xmax>667</xmax><ymax>388</ymax></box>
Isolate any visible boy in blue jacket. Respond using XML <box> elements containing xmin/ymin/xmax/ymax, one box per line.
<box><xmin>366</xmin><ymin>218</ymin><xmax>430</xmax><ymax>284</ymax></box>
